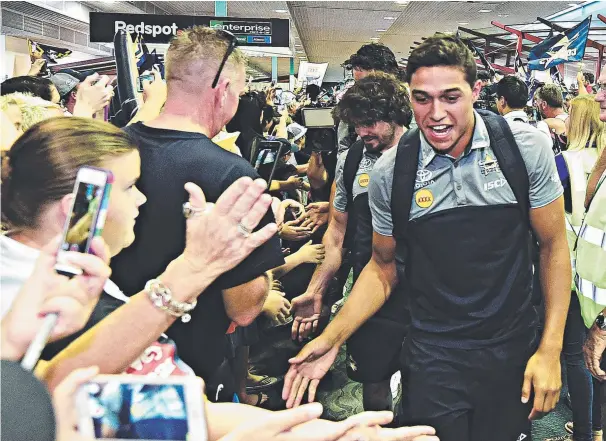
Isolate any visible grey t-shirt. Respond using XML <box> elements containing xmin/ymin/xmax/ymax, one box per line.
<box><xmin>333</xmin><ymin>147</ymin><xmax>383</xmax><ymax>213</ymax></box>
<box><xmin>369</xmin><ymin>111</ymin><xmax>563</xmax><ymax>236</ymax></box>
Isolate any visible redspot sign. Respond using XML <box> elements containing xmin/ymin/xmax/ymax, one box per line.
<box><xmin>90</xmin><ymin>13</ymin><xmax>289</xmax><ymax>47</ymax></box>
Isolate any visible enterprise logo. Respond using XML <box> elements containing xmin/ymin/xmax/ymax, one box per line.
<box><xmin>115</xmin><ymin>21</ymin><xmax>178</xmax><ymax>37</ymax></box>
<box><xmin>210</xmin><ymin>20</ymin><xmax>272</xmax><ymax>35</ymax></box>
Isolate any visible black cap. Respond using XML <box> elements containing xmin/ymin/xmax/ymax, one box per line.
<box><xmin>1</xmin><ymin>360</ymin><xmax>56</xmax><ymax>441</ymax></box>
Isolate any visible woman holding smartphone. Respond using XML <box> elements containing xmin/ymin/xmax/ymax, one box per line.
<box><xmin>1</xmin><ymin>117</ymin><xmax>436</xmax><ymax>441</ymax></box>
<box><xmin>1</xmin><ymin>116</ymin><xmax>277</xmax><ymax>378</ymax></box>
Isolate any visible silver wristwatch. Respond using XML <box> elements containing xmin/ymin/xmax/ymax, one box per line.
<box><xmin>596</xmin><ymin>312</ymin><xmax>606</xmax><ymax>331</ymax></box>
<box><xmin>146</xmin><ymin>279</ymin><xmax>197</xmax><ymax>323</ymax></box>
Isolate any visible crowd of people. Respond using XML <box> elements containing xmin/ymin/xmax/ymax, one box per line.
<box><xmin>1</xmin><ymin>24</ymin><xmax>605</xmax><ymax>441</ymax></box>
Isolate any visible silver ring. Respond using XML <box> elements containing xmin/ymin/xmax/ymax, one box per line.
<box><xmin>238</xmin><ymin>222</ymin><xmax>252</xmax><ymax>238</ymax></box>
<box><xmin>183</xmin><ymin>202</ymin><xmax>203</xmax><ymax>219</ymax></box>
<box><xmin>183</xmin><ymin>202</ymin><xmax>215</xmax><ymax>219</ymax></box>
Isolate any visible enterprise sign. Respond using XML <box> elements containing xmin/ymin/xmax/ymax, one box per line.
<box><xmin>90</xmin><ymin>13</ymin><xmax>289</xmax><ymax>47</ymax></box>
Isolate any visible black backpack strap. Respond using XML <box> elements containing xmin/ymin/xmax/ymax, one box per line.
<box><xmin>477</xmin><ymin>109</ymin><xmax>530</xmax><ymax>223</ymax></box>
<box><xmin>391</xmin><ymin>128</ymin><xmax>421</xmax><ymax>239</ymax></box>
<box><xmin>343</xmin><ymin>140</ymin><xmax>365</xmax><ymax>210</ymax></box>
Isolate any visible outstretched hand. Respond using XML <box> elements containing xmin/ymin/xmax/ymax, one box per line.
<box><xmin>181</xmin><ymin>177</ymin><xmax>277</xmax><ymax>281</ymax></box>
<box><xmin>291</xmin><ymin>292</ymin><xmax>322</xmax><ymax>341</ymax></box>
<box><xmin>283</xmin><ymin>336</ymin><xmax>339</xmax><ymax>408</ymax></box>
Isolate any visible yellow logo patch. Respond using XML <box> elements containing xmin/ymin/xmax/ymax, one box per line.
<box><xmin>358</xmin><ymin>173</ymin><xmax>370</xmax><ymax>188</ymax></box>
<box><xmin>415</xmin><ymin>189</ymin><xmax>434</xmax><ymax>208</ymax></box>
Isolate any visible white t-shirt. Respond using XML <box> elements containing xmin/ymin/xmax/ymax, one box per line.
<box><xmin>0</xmin><ymin>234</ymin><xmax>119</xmax><ymax>318</ymax></box>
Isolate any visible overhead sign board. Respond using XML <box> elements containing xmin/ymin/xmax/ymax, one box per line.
<box><xmin>89</xmin><ymin>13</ymin><xmax>289</xmax><ymax>47</ymax></box>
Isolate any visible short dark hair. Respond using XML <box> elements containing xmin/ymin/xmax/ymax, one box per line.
<box><xmin>536</xmin><ymin>84</ymin><xmax>564</xmax><ymax>108</ymax></box>
<box><xmin>477</xmin><ymin>70</ymin><xmax>491</xmax><ymax>81</ymax></box>
<box><xmin>1</xmin><ymin>76</ymin><xmax>55</xmax><ymax>102</ymax></box>
<box><xmin>496</xmin><ymin>76</ymin><xmax>528</xmax><ymax>109</ymax></box>
<box><xmin>334</xmin><ymin>73</ymin><xmax>412</xmax><ymax>128</ymax></box>
<box><xmin>306</xmin><ymin>84</ymin><xmax>320</xmax><ymax>101</ymax></box>
<box><xmin>342</xmin><ymin>43</ymin><xmax>400</xmax><ymax>75</ymax></box>
<box><xmin>406</xmin><ymin>34</ymin><xmax>477</xmax><ymax>87</ymax></box>
<box><xmin>584</xmin><ymin>72</ymin><xmax>595</xmax><ymax>84</ymax></box>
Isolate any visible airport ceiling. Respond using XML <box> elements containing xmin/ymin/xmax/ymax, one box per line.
<box><xmin>2</xmin><ymin>1</ymin><xmax>601</xmax><ymax>81</ymax></box>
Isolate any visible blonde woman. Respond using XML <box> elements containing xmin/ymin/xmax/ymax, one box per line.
<box><xmin>564</xmin><ymin>94</ymin><xmax>606</xmax><ymax>224</ymax></box>
<box><xmin>555</xmin><ymin>94</ymin><xmax>606</xmax><ymax>441</ymax></box>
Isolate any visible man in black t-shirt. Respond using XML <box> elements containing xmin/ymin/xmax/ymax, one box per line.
<box><xmin>111</xmin><ymin>27</ymin><xmax>284</xmax><ymax>393</ymax></box>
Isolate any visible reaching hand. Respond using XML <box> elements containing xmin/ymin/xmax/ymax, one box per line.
<box><xmin>283</xmin><ymin>336</ymin><xmax>339</xmax><ymax>408</ymax></box>
<box><xmin>339</xmin><ymin>425</ymin><xmax>439</xmax><ymax>441</ymax></box>
<box><xmin>291</xmin><ymin>292</ymin><xmax>323</xmax><ymax>341</ymax></box>
<box><xmin>28</xmin><ymin>58</ymin><xmax>47</xmax><ymax>76</ymax></box>
<box><xmin>279</xmin><ymin>219</ymin><xmax>312</xmax><ymax>242</ymax></box>
<box><xmin>263</xmin><ymin>290</ymin><xmax>292</xmax><ymax>326</ymax></box>
<box><xmin>1</xmin><ymin>237</ymin><xmax>111</xmax><ymax>360</ymax></box>
<box><xmin>306</xmin><ymin>202</ymin><xmax>330</xmax><ymax>214</ymax></box>
<box><xmin>584</xmin><ymin>325</ymin><xmax>606</xmax><ymax>380</ymax></box>
<box><xmin>285</xmin><ymin>176</ymin><xmax>307</xmax><ymax>191</ymax></box>
<box><xmin>300</xmin><ymin>209</ymin><xmax>329</xmax><ymax>234</ymax></box>
<box><xmin>295</xmin><ymin>241</ymin><xmax>325</xmax><ymax>265</ymax></box>
<box><xmin>73</xmin><ymin>73</ymin><xmax>114</xmax><ymax>117</ymax></box>
<box><xmin>181</xmin><ymin>177</ymin><xmax>277</xmax><ymax>282</ymax></box>
<box><xmin>142</xmin><ymin>69</ymin><xmax>167</xmax><ymax>107</ymax></box>
<box><xmin>276</xmin><ymin>199</ymin><xmax>306</xmax><ymax>226</ymax></box>
<box><xmin>219</xmin><ymin>404</ymin><xmax>424</xmax><ymax>441</ymax></box>
<box><xmin>52</xmin><ymin>366</ymin><xmax>99</xmax><ymax>441</ymax></box>
<box><xmin>521</xmin><ymin>348</ymin><xmax>562</xmax><ymax>420</ymax></box>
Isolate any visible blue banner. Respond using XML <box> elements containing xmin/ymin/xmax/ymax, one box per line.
<box><xmin>528</xmin><ymin>17</ymin><xmax>591</xmax><ymax>71</ymax></box>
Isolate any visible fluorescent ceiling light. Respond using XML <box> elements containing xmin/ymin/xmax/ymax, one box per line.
<box><xmin>478</xmin><ymin>9</ymin><xmax>492</xmax><ymax>13</ymax></box>
<box><xmin>274</xmin><ymin>9</ymin><xmax>288</xmax><ymax>13</ymax></box>
<box><xmin>384</xmin><ymin>16</ymin><xmax>397</xmax><ymax>20</ymax></box>
<box><xmin>395</xmin><ymin>0</ymin><xmax>409</xmax><ymax>4</ymax></box>
<box><xmin>376</xmin><ymin>29</ymin><xmax>387</xmax><ymax>32</ymax></box>
<box><xmin>458</xmin><ymin>22</ymin><xmax>469</xmax><ymax>25</ymax></box>
<box><xmin>295</xmin><ymin>44</ymin><xmax>301</xmax><ymax>47</ymax></box>
<box><xmin>568</xmin><ymin>3</ymin><xmax>578</xmax><ymax>6</ymax></box>
<box><xmin>498</xmin><ymin>14</ymin><xmax>509</xmax><ymax>17</ymax></box>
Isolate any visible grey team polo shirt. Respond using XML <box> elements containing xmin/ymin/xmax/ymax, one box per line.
<box><xmin>333</xmin><ymin>147</ymin><xmax>386</xmax><ymax>213</ymax></box>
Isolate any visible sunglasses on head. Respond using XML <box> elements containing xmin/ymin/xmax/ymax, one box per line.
<box><xmin>212</xmin><ymin>29</ymin><xmax>238</xmax><ymax>89</ymax></box>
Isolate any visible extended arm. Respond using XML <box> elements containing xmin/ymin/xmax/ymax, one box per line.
<box><xmin>522</xmin><ymin>195</ymin><xmax>571</xmax><ymax>419</ymax></box>
<box><xmin>323</xmin><ymin>233</ymin><xmax>398</xmax><ymax>347</ymax></box>
<box><xmin>222</xmin><ymin>274</ymin><xmax>271</xmax><ymax>327</ymax></box>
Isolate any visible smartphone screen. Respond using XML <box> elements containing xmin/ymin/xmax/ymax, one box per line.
<box><xmin>56</xmin><ymin>167</ymin><xmax>111</xmax><ymax>279</ymax></box>
<box><xmin>61</xmin><ymin>182</ymin><xmax>105</xmax><ymax>253</ymax></box>
<box><xmin>82</xmin><ymin>381</ymin><xmax>192</xmax><ymax>440</ymax></box>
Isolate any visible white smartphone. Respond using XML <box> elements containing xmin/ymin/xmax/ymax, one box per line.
<box><xmin>55</xmin><ymin>166</ymin><xmax>113</xmax><ymax>277</ymax></box>
<box><xmin>76</xmin><ymin>375</ymin><xmax>208</xmax><ymax>441</ymax></box>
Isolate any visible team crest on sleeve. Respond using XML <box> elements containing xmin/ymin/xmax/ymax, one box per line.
<box><xmin>479</xmin><ymin>154</ymin><xmax>500</xmax><ymax>176</ymax></box>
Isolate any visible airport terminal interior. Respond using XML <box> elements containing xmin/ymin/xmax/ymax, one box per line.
<box><xmin>2</xmin><ymin>1</ymin><xmax>606</xmax><ymax>441</ymax></box>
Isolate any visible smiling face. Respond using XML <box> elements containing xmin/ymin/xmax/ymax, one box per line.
<box><xmin>410</xmin><ymin>66</ymin><xmax>481</xmax><ymax>157</ymax></box>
